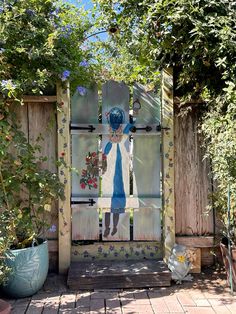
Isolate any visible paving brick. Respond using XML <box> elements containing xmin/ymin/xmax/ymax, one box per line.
<box><xmin>106</xmin><ymin>298</ymin><xmax>122</xmax><ymax>313</ymax></box>
<box><xmin>43</xmin><ymin>295</ymin><xmax>61</xmax><ymax>314</ymax></box>
<box><xmin>74</xmin><ymin>307</ymin><xmax>90</xmax><ymax>314</ymax></box>
<box><xmin>133</xmin><ymin>291</ymin><xmax>150</xmax><ymax>304</ymax></box>
<box><xmin>76</xmin><ymin>293</ymin><xmax>90</xmax><ymax>308</ymax></box>
<box><xmin>225</xmin><ymin>299</ymin><xmax>236</xmax><ymax>313</ymax></box>
<box><xmin>134</xmin><ymin>304</ymin><xmax>154</xmax><ymax>313</ymax></box>
<box><xmin>121</xmin><ymin>299</ymin><xmax>137</xmax><ymax>308</ymax></box>
<box><xmin>90</xmin><ymin>298</ymin><xmax>105</xmax><ymax>312</ymax></box>
<box><xmin>212</xmin><ymin>305</ymin><xmax>231</xmax><ymax>313</ymax></box>
<box><xmin>176</xmin><ymin>292</ymin><xmax>196</xmax><ymax>306</ymax></box>
<box><xmin>60</xmin><ymin>293</ymin><xmax>76</xmax><ymax>309</ymax></box>
<box><xmin>151</xmin><ymin>299</ymin><xmax>169</xmax><ymax>313</ymax></box>
<box><xmin>184</xmin><ymin>306</ymin><xmax>215</xmax><ymax>313</ymax></box>
<box><xmin>188</xmin><ymin>291</ymin><xmax>206</xmax><ymax>301</ymax></box>
<box><xmin>164</xmin><ymin>295</ymin><xmax>184</xmax><ymax>313</ymax></box>
<box><xmin>26</xmin><ymin>296</ymin><xmax>45</xmax><ymax>314</ymax></box>
<box><xmin>12</xmin><ymin>304</ymin><xmax>31</xmax><ymax>314</ymax></box>
<box><xmin>91</xmin><ymin>291</ymin><xmax>118</xmax><ymax>299</ymax></box>
<box><xmin>122</xmin><ymin>308</ymin><xmax>137</xmax><ymax>314</ymax></box>
<box><xmin>195</xmin><ymin>299</ymin><xmax>211</xmax><ymax>307</ymax></box>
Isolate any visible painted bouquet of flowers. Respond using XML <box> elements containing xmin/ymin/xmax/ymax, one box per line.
<box><xmin>80</xmin><ymin>152</ymin><xmax>107</xmax><ymax>190</ymax></box>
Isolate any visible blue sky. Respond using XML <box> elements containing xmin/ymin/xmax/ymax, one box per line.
<box><xmin>65</xmin><ymin>0</ymin><xmax>108</xmax><ymax>41</ymax></box>
<box><xmin>66</xmin><ymin>0</ymin><xmax>94</xmax><ymax>10</ymax></box>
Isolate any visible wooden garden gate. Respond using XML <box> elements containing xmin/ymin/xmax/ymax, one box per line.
<box><xmin>70</xmin><ymin>81</ymin><xmax>162</xmax><ymax>253</ymax></box>
<box><xmin>57</xmin><ymin>69</ymin><xmax>175</xmax><ymax>273</ymax></box>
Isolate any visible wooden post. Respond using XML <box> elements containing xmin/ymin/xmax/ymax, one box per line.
<box><xmin>57</xmin><ymin>81</ymin><xmax>71</xmax><ymax>274</ymax></box>
<box><xmin>162</xmin><ymin>68</ymin><xmax>175</xmax><ymax>262</ymax></box>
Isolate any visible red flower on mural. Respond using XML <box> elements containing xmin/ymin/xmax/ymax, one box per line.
<box><xmin>88</xmin><ymin>178</ymin><xmax>93</xmax><ymax>185</ymax></box>
<box><xmin>79</xmin><ymin>151</ymin><xmax>107</xmax><ymax>190</ymax></box>
<box><xmin>80</xmin><ymin>182</ymin><xmax>86</xmax><ymax>189</ymax></box>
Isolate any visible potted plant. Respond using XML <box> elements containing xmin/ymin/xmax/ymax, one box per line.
<box><xmin>0</xmin><ymin>103</ymin><xmax>64</xmax><ymax>298</ymax></box>
<box><xmin>215</xmin><ymin>185</ymin><xmax>236</xmax><ymax>292</ymax></box>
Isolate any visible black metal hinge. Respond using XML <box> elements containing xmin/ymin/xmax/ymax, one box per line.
<box><xmin>71</xmin><ymin>198</ymin><xmax>96</xmax><ymax>206</ymax></box>
<box><xmin>70</xmin><ymin>124</ymin><xmax>96</xmax><ymax>132</ymax></box>
<box><xmin>129</xmin><ymin>126</ymin><xmax>152</xmax><ymax>133</ymax></box>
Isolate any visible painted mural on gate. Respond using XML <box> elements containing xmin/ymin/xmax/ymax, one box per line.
<box><xmin>71</xmin><ymin>80</ymin><xmax>162</xmax><ymax>243</ymax></box>
<box><xmin>102</xmin><ymin>107</ymin><xmax>132</xmax><ymax>237</ymax></box>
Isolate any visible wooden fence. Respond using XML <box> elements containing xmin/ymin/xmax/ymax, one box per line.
<box><xmin>14</xmin><ymin>96</ymin><xmax>215</xmax><ymax>271</ymax></box>
<box><xmin>174</xmin><ymin>103</ymin><xmax>214</xmax><ymax>266</ymax></box>
<box><xmin>14</xmin><ymin>96</ymin><xmax>58</xmax><ymax>271</ymax></box>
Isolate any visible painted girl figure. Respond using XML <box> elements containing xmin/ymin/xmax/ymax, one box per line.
<box><xmin>102</xmin><ymin>107</ymin><xmax>131</xmax><ymax>238</ymax></box>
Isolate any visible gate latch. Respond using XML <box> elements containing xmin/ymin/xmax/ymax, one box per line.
<box><xmin>71</xmin><ymin>198</ymin><xmax>96</xmax><ymax>206</ymax></box>
<box><xmin>129</xmin><ymin>126</ymin><xmax>152</xmax><ymax>133</ymax></box>
<box><xmin>70</xmin><ymin>124</ymin><xmax>96</xmax><ymax>132</ymax></box>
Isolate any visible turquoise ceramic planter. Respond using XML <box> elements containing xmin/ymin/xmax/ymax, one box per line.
<box><xmin>2</xmin><ymin>239</ymin><xmax>48</xmax><ymax>298</ymax></box>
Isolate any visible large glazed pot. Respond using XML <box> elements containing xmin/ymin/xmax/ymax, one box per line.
<box><xmin>2</xmin><ymin>239</ymin><xmax>48</xmax><ymax>298</ymax></box>
<box><xmin>220</xmin><ymin>239</ymin><xmax>236</xmax><ymax>291</ymax></box>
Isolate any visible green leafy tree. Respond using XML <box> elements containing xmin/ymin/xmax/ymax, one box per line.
<box><xmin>0</xmin><ymin>0</ymin><xmax>97</xmax><ymax>98</ymax></box>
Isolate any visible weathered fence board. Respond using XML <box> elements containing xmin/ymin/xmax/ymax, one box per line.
<box><xmin>14</xmin><ymin>100</ymin><xmax>58</xmax><ymax>270</ymax></box>
<box><xmin>174</xmin><ymin>106</ymin><xmax>213</xmax><ymax>236</ymax></box>
<box><xmin>72</xmin><ymin>205</ymin><xmax>99</xmax><ymax>240</ymax></box>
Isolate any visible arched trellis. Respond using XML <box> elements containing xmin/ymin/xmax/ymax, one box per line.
<box><xmin>56</xmin><ymin>69</ymin><xmax>174</xmax><ymax>273</ymax></box>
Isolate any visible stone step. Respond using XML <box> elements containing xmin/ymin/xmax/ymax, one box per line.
<box><xmin>67</xmin><ymin>260</ymin><xmax>171</xmax><ymax>290</ymax></box>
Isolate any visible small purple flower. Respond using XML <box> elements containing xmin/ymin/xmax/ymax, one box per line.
<box><xmin>79</xmin><ymin>60</ymin><xmax>89</xmax><ymax>67</ymax></box>
<box><xmin>1</xmin><ymin>80</ymin><xmax>16</xmax><ymax>90</ymax></box>
<box><xmin>84</xmin><ymin>251</ymin><xmax>89</xmax><ymax>258</ymax></box>
<box><xmin>120</xmin><ymin>246</ymin><xmax>125</xmax><ymax>251</ymax></box>
<box><xmin>150</xmin><ymin>252</ymin><xmax>154</xmax><ymax>257</ymax></box>
<box><xmin>125</xmin><ymin>253</ymin><xmax>129</xmax><ymax>258</ymax></box>
<box><xmin>61</xmin><ymin>70</ymin><xmax>70</xmax><ymax>81</ymax></box>
<box><xmin>61</xmin><ymin>24</ymin><xmax>73</xmax><ymax>37</ymax></box>
<box><xmin>76</xmin><ymin>86</ymin><xmax>87</xmax><ymax>96</ymax></box>
<box><xmin>114</xmin><ymin>252</ymin><xmax>118</xmax><ymax>257</ymax></box>
<box><xmin>50</xmin><ymin>7</ymin><xmax>60</xmax><ymax>17</ymax></box>
<box><xmin>109</xmin><ymin>245</ymin><xmax>114</xmax><ymax>251</ymax></box>
<box><xmin>1</xmin><ymin>80</ymin><xmax>8</xmax><ymax>87</ymax></box>
<box><xmin>25</xmin><ymin>9</ymin><xmax>35</xmax><ymax>16</ymax></box>
<box><xmin>48</xmin><ymin>224</ymin><xmax>57</xmax><ymax>233</ymax></box>
<box><xmin>98</xmin><ymin>246</ymin><xmax>103</xmax><ymax>253</ymax></box>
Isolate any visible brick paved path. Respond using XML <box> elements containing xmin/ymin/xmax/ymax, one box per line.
<box><xmin>2</xmin><ymin>268</ymin><xmax>236</xmax><ymax>313</ymax></box>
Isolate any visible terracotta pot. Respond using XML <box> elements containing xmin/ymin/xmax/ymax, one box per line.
<box><xmin>0</xmin><ymin>299</ymin><xmax>11</xmax><ymax>314</ymax></box>
<box><xmin>220</xmin><ymin>241</ymin><xmax>236</xmax><ymax>290</ymax></box>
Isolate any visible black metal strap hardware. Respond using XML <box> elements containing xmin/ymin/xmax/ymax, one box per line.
<box><xmin>129</xmin><ymin>126</ymin><xmax>152</xmax><ymax>133</ymax></box>
<box><xmin>71</xmin><ymin>199</ymin><xmax>96</xmax><ymax>206</ymax></box>
<box><xmin>156</xmin><ymin>125</ymin><xmax>170</xmax><ymax>132</ymax></box>
<box><xmin>70</xmin><ymin>125</ymin><xmax>96</xmax><ymax>132</ymax></box>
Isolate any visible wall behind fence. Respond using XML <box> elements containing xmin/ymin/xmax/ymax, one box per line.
<box><xmin>14</xmin><ymin>96</ymin><xmax>58</xmax><ymax>271</ymax></box>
